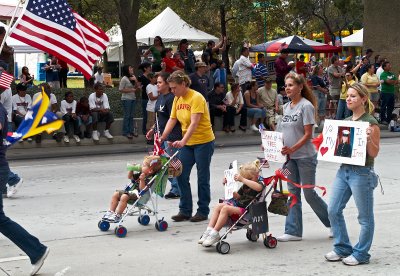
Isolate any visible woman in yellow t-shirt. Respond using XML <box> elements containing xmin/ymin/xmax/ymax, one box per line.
<box><xmin>160</xmin><ymin>70</ymin><xmax>215</xmax><ymax>223</ymax></box>
<box><xmin>361</xmin><ymin>64</ymin><xmax>380</xmax><ymax>107</ymax></box>
<box><xmin>336</xmin><ymin>72</ymin><xmax>355</xmax><ymax>119</ymax></box>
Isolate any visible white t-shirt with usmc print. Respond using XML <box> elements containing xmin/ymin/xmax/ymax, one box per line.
<box><xmin>12</xmin><ymin>94</ymin><xmax>32</xmax><ymax>116</ymax></box>
<box><xmin>60</xmin><ymin>100</ymin><xmax>77</xmax><ymax>115</ymax></box>
<box><xmin>88</xmin><ymin>92</ymin><xmax>110</xmax><ymax>110</ymax></box>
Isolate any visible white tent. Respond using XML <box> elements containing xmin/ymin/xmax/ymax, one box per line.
<box><xmin>342</xmin><ymin>29</ymin><xmax>363</xmax><ymax>47</ymax></box>
<box><xmin>106</xmin><ymin>7</ymin><xmax>218</xmax><ymax>62</ymax></box>
<box><xmin>0</xmin><ymin>22</ymin><xmax>43</xmax><ymax>53</ymax></box>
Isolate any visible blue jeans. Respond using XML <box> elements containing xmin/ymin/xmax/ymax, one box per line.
<box><xmin>163</xmin><ymin>141</ymin><xmax>180</xmax><ymax>195</ymax></box>
<box><xmin>328</xmin><ymin>165</ymin><xmax>378</xmax><ymax>263</ymax></box>
<box><xmin>284</xmin><ymin>154</ymin><xmax>330</xmax><ymax>237</ymax></box>
<box><xmin>313</xmin><ymin>91</ymin><xmax>327</xmax><ymax>116</ymax></box>
<box><xmin>177</xmin><ymin>140</ymin><xmax>215</xmax><ymax>217</ymax></box>
<box><xmin>121</xmin><ymin>100</ymin><xmax>136</xmax><ymax>136</ymax></box>
<box><xmin>247</xmin><ymin>107</ymin><xmax>266</xmax><ymax>119</ymax></box>
<box><xmin>336</xmin><ymin>99</ymin><xmax>351</xmax><ymax>120</ymax></box>
<box><xmin>141</xmin><ymin>99</ymin><xmax>148</xmax><ymax>135</ymax></box>
<box><xmin>0</xmin><ymin>164</ymin><xmax>47</xmax><ymax>264</ymax></box>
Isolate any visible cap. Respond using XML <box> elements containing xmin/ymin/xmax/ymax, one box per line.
<box><xmin>195</xmin><ymin>61</ymin><xmax>207</xmax><ymax>68</ymax></box>
<box><xmin>16</xmin><ymin>82</ymin><xmax>27</xmax><ymax>91</ymax></box>
<box><xmin>265</xmin><ymin>77</ymin><xmax>272</xmax><ymax>83</ymax></box>
<box><xmin>342</xmin><ymin>129</ymin><xmax>350</xmax><ymax>136</ymax></box>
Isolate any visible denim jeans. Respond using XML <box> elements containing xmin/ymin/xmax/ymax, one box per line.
<box><xmin>328</xmin><ymin>164</ymin><xmax>378</xmax><ymax>263</ymax></box>
<box><xmin>177</xmin><ymin>140</ymin><xmax>215</xmax><ymax>217</ymax></box>
<box><xmin>313</xmin><ymin>91</ymin><xmax>327</xmax><ymax>117</ymax></box>
<box><xmin>380</xmin><ymin>93</ymin><xmax>395</xmax><ymax>124</ymax></box>
<box><xmin>62</xmin><ymin>114</ymin><xmax>80</xmax><ymax>136</ymax></box>
<box><xmin>141</xmin><ymin>99</ymin><xmax>148</xmax><ymax>135</ymax></box>
<box><xmin>163</xmin><ymin>141</ymin><xmax>180</xmax><ymax>195</ymax></box>
<box><xmin>121</xmin><ymin>100</ymin><xmax>136</xmax><ymax>136</ymax></box>
<box><xmin>0</xmin><ymin>164</ymin><xmax>47</xmax><ymax>264</ymax></box>
<box><xmin>284</xmin><ymin>154</ymin><xmax>330</xmax><ymax>237</ymax></box>
<box><xmin>247</xmin><ymin>107</ymin><xmax>266</xmax><ymax>119</ymax></box>
<box><xmin>336</xmin><ymin>99</ymin><xmax>351</xmax><ymax>120</ymax></box>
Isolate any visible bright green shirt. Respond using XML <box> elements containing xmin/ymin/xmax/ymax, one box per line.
<box><xmin>380</xmin><ymin>71</ymin><xmax>397</xmax><ymax>93</ymax></box>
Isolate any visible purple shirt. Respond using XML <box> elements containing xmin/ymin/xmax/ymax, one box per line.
<box><xmin>274</xmin><ymin>57</ymin><xmax>291</xmax><ymax>78</ymax></box>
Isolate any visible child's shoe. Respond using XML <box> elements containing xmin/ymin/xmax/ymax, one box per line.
<box><xmin>202</xmin><ymin>231</ymin><xmax>221</xmax><ymax>247</ymax></box>
<box><xmin>108</xmin><ymin>213</ymin><xmax>121</xmax><ymax>223</ymax></box>
<box><xmin>198</xmin><ymin>229</ymin><xmax>211</xmax><ymax>244</ymax></box>
<box><xmin>102</xmin><ymin>211</ymin><xmax>114</xmax><ymax>221</ymax></box>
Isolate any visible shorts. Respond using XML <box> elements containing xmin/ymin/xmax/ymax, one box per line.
<box><xmin>370</xmin><ymin>92</ymin><xmax>380</xmax><ymax>102</ymax></box>
<box><xmin>224</xmin><ymin>199</ymin><xmax>246</xmax><ymax>221</ymax></box>
<box><xmin>117</xmin><ymin>189</ymin><xmax>139</xmax><ymax>201</ymax></box>
<box><xmin>329</xmin><ymin>88</ymin><xmax>341</xmax><ymax>99</ymax></box>
<box><xmin>265</xmin><ymin>108</ymin><xmax>276</xmax><ymax>126</ymax></box>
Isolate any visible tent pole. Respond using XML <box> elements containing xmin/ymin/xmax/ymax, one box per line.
<box><xmin>118</xmin><ymin>45</ymin><xmax>121</xmax><ymax>78</ymax></box>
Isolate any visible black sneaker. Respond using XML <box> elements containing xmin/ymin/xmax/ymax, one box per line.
<box><xmin>171</xmin><ymin>212</ymin><xmax>191</xmax><ymax>222</ymax></box>
<box><xmin>190</xmin><ymin>213</ymin><xmax>208</xmax><ymax>222</ymax></box>
<box><xmin>164</xmin><ymin>192</ymin><xmax>180</xmax><ymax>199</ymax></box>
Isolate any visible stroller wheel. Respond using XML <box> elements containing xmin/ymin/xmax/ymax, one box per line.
<box><xmin>138</xmin><ymin>215</ymin><xmax>150</xmax><ymax>226</ymax></box>
<box><xmin>246</xmin><ymin>229</ymin><xmax>259</xmax><ymax>242</ymax></box>
<box><xmin>156</xmin><ymin>220</ymin><xmax>168</xmax><ymax>232</ymax></box>
<box><xmin>216</xmin><ymin>241</ymin><xmax>230</xmax><ymax>254</ymax></box>
<box><xmin>115</xmin><ymin>226</ymin><xmax>127</xmax><ymax>238</ymax></box>
<box><xmin>264</xmin><ymin>235</ymin><xmax>278</xmax><ymax>249</ymax></box>
<box><xmin>98</xmin><ymin>220</ymin><xmax>110</xmax><ymax>231</ymax></box>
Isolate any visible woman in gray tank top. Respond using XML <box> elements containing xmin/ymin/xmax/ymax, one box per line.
<box><xmin>277</xmin><ymin>72</ymin><xmax>331</xmax><ymax>242</ymax></box>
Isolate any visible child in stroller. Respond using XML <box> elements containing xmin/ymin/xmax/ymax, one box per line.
<box><xmin>102</xmin><ymin>155</ymin><xmax>163</xmax><ymax>223</ymax></box>
<box><xmin>199</xmin><ymin>160</ymin><xmax>264</xmax><ymax>247</ymax></box>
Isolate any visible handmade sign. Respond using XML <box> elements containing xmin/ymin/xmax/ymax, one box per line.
<box><xmin>224</xmin><ymin>160</ymin><xmax>239</xmax><ymax>199</ymax></box>
<box><xmin>317</xmin><ymin>119</ymin><xmax>369</xmax><ymax>166</ymax></box>
<box><xmin>261</xmin><ymin>131</ymin><xmax>286</xmax><ymax>163</ymax></box>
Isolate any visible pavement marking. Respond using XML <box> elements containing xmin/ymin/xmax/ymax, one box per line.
<box><xmin>0</xmin><ymin>256</ymin><xmax>29</xmax><ymax>263</ymax></box>
<box><xmin>0</xmin><ymin>266</ymin><xmax>11</xmax><ymax>276</ymax></box>
<box><xmin>55</xmin><ymin>266</ymin><xmax>71</xmax><ymax>276</ymax></box>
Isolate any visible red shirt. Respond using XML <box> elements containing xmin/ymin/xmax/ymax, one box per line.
<box><xmin>296</xmin><ymin>61</ymin><xmax>307</xmax><ymax>77</ymax></box>
<box><xmin>163</xmin><ymin>57</ymin><xmax>177</xmax><ymax>73</ymax></box>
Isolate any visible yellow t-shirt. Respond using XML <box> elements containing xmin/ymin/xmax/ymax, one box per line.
<box><xmin>340</xmin><ymin>79</ymin><xmax>355</xmax><ymax>100</ymax></box>
<box><xmin>360</xmin><ymin>73</ymin><xmax>379</xmax><ymax>94</ymax></box>
<box><xmin>171</xmin><ymin>89</ymin><xmax>215</xmax><ymax>146</ymax></box>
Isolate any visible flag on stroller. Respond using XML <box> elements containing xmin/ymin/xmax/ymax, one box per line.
<box><xmin>5</xmin><ymin>88</ymin><xmax>63</xmax><ymax>146</ymax></box>
<box><xmin>153</xmin><ymin>132</ymin><xmax>165</xmax><ymax>156</ymax></box>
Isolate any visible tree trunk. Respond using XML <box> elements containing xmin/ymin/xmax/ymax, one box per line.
<box><xmin>220</xmin><ymin>4</ymin><xmax>230</xmax><ymax>74</ymax></box>
<box><xmin>115</xmin><ymin>0</ymin><xmax>142</xmax><ymax>74</ymax></box>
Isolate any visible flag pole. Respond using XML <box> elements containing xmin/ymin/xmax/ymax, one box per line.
<box><xmin>0</xmin><ymin>0</ymin><xmax>24</xmax><ymax>60</ymax></box>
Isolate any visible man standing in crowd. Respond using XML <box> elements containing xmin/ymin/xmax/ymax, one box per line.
<box><xmin>379</xmin><ymin>61</ymin><xmax>398</xmax><ymax>125</ymax></box>
<box><xmin>364</xmin><ymin>48</ymin><xmax>374</xmax><ymax>64</ymax></box>
<box><xmin>274</xmin><ymin>48</ymin><xmax>294</xmax><ymax>93</ymax></box>
<box><xmin>178</xmin><ymin>39</ymin><xmax>196</xmax><ymax>74</ymax></box>
<box><xmin>190</xmin><ymin>62</ymin><xmax>209</xmax><ymax>100</ymax></box>
<box><xmin>44</xmin><ymin>56</ymin><xmax>61</xmax><ymax>89</ymax></box>
<box><xmin>254</xmin><ymin>53</ymin><xmax>269</xmax><ymax>88</ymax></box>
<box><xmin>296</xmin><ymin>54</ymin><xmax>307</xmax><ymax>78</ymax></box>
<box><xmin>204</xmin><ymin>37</ymin><xmax>226</xmax><ymax>71</ymax></box>
<box><xmin>327</xmin><ymin>55</ymin><xmax>345</xmax><ymax>117</ymax></box>
<box><xmin>237</xmin><ymin>47</ymin><xmax>253</xmax><ymax>93</ymax></box>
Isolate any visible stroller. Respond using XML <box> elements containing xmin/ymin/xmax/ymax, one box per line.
<box><xmin>214</xmin><ymin>174</ymin><xmax>278</xmax><ymax>254</ymax></box>
<box><xmin>98</xmin><ymin>150</ymin><xmax>180</xmax><ymax>238</ymax></box>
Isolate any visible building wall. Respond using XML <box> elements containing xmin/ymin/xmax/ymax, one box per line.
<box><xmin>364</xmin><ymin>0</ymin><xmax>400</xmax><ymax>71</ymax></box>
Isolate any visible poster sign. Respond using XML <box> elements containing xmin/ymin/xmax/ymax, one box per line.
<box><xmin>224</xmin><ymin>160</ymin><xmax>239</xmax><ymax>199</ymax></box>
<box><xmin>261</xmin><ymin>131</ymin><xmax>286</xmax><ymax>163</ymax></box>
<box><xmin>317</xmin><ymin>119</ymin><xmax>369</xmax><ymax>166</ymax></box>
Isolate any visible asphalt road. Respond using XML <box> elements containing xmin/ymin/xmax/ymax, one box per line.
<box><xmin>1</xmin><ymin>140</ymin><xmax>400</xmax><ymax>276</ymax></box>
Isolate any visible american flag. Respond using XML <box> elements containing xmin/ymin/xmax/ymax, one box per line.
<box><xmin>153</xmin><ymin>132</ymin><xmax>164</xmax><ymax>156</ymax></box>
<box><xmin>9</xmin><ymin>0</ymin><xmax>109</xmax><ymax>79</ymax></box>
<box><xmin>0</xmin><ymin>71</ymin><xmax>14</xmax><ymax>89</ymax></box>
<box><xmin>169</xmin><ymin>157</ymin><xmax>182</xmax><ymax>171</ymax></box>
<box><xmin>278</xmin><ymin>167</ymin><xmax>291</xmax><ymax>177</ymax></box>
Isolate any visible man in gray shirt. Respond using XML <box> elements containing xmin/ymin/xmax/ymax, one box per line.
<box><xmin>327</xmin><ymin>56</ymin><xmax>344</xmax><ymax>118</ymax></box>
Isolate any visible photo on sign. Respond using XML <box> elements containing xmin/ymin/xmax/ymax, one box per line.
<box><xmin>334</xmin><ymin>127</ymin><xmax>354</xmax><ymax>158</ymax></box>
<box><xmin>317</xmin><ymin>119</ymin><xmax>368</xmax><ymax>166</ymax></box>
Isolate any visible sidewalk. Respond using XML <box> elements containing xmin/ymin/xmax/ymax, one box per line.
<box><xmin>7</xmin><ymin>128</ymin><xmax>400</xmax><ymax>161</ymax></box>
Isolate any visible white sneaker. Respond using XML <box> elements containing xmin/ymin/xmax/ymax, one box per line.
<box><xmin>92</xmin><ymin>130</ymin><xmax>99</xmax><ymax>141</ymax></box>
<box><xmin>328</xmin><ymin>227</ymin><xmax>333</xmax><ymax>239</ymax></box>
<box><xmin>276</xmin><ymin>234</ymin><xmax>302</xmax><ymax>242</ymax></box>
<box><xmin>202</xmin><ymin>231</ymin><xmax>220</xmax><ymax>247</ymax></box>
<box><xmin>102</xmin><ymin>210</ymin><xmax>114</xmax><ymax>220</ymax></box>
<box><xmin>104</xmin><ymin>129</ymin><xmax>113</xmax><ymax>139</ymax></box>
<box><xmin>27</xmin><ymin>137</ymin><xmax>33</xmax><ymax>142</ymax></box>
<box><xmin>342</xmin><ymin>255</ymin><xmax>361</xmax><ymax>266</ymax></box>
<box><xmin>73</xmin><ymin>135</ymin><xmax>80</xmax><ymax>143</ymax></box>
<box><xmin>198</xmin><ymin>229</ymin><xmax>211</xmax><ymax>244</ymax></box>
<box><xmin>7</xmin><ymin>178</ymin><xmax>23</xmax><ymax>198</ymax></box>
<box><xmin>63</xmin><ymin>136</ymin><xmax>70</xmax><ymax>143</ymax></box>
<box><xmin>325</xmin><ymin>250</ymin><xmax>344</xmax><ymax>261</ymax></box>
<box><xmin>108</xmin><ymin>213</ymin><xmax>121</xmax><ymax>223</ymax></box>
<box><xmin>30</xmin><ymin>247</ymin><xmax>50</xmax><ymax>275</ymax></box>
<box><xmin>250</xmin><ymin>124</ymin><xmax>258</xmax><ymax>131</ymax></box>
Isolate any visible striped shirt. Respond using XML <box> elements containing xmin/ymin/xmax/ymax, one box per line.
<box><xmin>254</xmin><ymin>62</ymin><xmax>269</xmax><ymax>87</ymax></box>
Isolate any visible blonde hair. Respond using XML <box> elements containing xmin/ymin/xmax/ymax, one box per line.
<box><xmin>349</xmin><ymin>83</ymin><xmax>375</xmax><ymax>114</ymax></box>
<box><xmin>285</xmin><ymin>72</ymin><xmax>317</xmax><ymax>109</ymax></box>
<box><xmin>143</xmin><ymin>155</ymin><xmax>162</xmax><ymax>173</ymax></box>
<box><xmin>167</xmin><ymin>70</ymin><xmax>191</xmax><ymax>86</ymax></box>
<box><xmin>239</xmin><ymin>160</ymin><xmax>261</xmax><ymax>180</ymax></box>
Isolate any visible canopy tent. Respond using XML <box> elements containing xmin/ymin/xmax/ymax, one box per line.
<box><xmin>0</xmin><ymin>22</ymin><xmax>43</xmax><ymax>53</ymax></box>
<box><xmin>106</xmin><ymin>7</ymin><xmax>218</xmax><ymax>62</ymax></box>
<box><xmin>341</xmin><ymin>29</ymin><xmax>363</xmax><ymax>47</ymax></box>
<box><xmin>250</xmin><ymin>35</ymin><xmax>341</xmax><ymax>53</ymax></box>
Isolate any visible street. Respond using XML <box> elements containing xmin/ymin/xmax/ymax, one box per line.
<box><xmin>1</xmin><ymin>140</ymin><xmax>400</xmax><ymax>276</ymax></box>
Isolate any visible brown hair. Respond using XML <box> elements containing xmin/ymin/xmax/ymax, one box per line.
<box><xmin>167</xmin><ymin>70</ymin><xmax>191</xmax><ymax>87</ymax></box>
<box><xmin>349</xmin><ymin>83</ymin><xmax>374</xmax><ymax>114</ymax></box>
<box><xmin>312</xmin><ymin>64</ymin><xmax>322</xmax><ymax>76</ymax></box>
<box><xmin>284</xmin><ymin>72</ymin><xmax>317</xmax><ymax>108</ymax></box>
<box><xmin>143</xmin><ymin>155</ymin><xmax>162</xmax><ymax>174</ymax></box>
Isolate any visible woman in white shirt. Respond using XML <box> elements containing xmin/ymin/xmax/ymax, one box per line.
<box><xmin>145</xmin><ymin>74</ymin><xmax>158</xmax><ymax>133</ymax></box>
<box><xmin>224</xmin><ymin>83</ymin><xmax>247</xmax><ymax>131</ymax></box>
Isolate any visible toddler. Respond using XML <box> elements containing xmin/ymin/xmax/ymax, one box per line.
<box><xmin>103</xmin><ymin>155</ymin><xmax>162</xmax><ymax>223</ymax></box>
<box><xmin>388</xmin><ymin>114</ymin><xmax>400</xmax><ymax>132</ymax></box>
<box><xmin>199</xmin><ymin>160</ymin><xmax>264</xmax><ymax>247</ymax></box>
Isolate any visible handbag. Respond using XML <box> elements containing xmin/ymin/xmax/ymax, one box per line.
<box><xmin>267</xmin><ymin>179</ymin><xmax>289</xmax><ymax>216</ymax></box>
